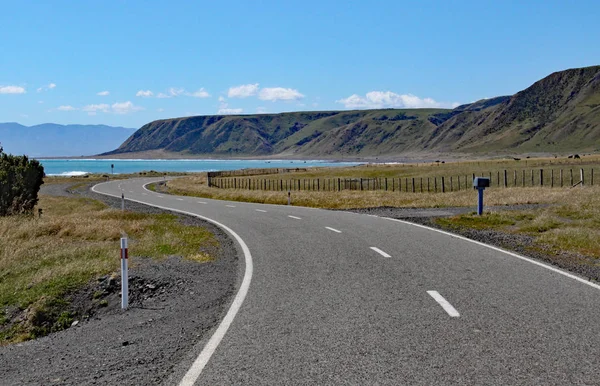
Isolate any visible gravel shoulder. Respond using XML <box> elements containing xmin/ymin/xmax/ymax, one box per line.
<box><xmin>0</xmin><ymin>183</ymin><xmax>241</xmax><ymax>385</ymax></box>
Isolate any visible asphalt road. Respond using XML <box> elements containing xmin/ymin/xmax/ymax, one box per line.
<box><xmin>94</xmin><ymin>178</ymin><xmax>600</xmax><ymax>385</ymax></box>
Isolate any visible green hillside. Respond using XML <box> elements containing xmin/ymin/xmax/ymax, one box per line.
<box><xmin>105</xmin><ymin>65</ymin><xmax>600</xmax><ymax>158</ymax></box>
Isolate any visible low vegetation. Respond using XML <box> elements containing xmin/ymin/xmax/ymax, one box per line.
<box><xmin>0</xmin><ymin>193</ymin><xmax>216</xmax><ymax>345</ymax></box>
<box><xmin>437</xmin><ymin>185</ymin><xmax>600</xmax><ymax>259</ymax></box>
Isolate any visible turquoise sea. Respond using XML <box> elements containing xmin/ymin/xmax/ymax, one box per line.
<box><xmin>39</xmin><ymin>159</ymin><xmax>361</xmax><ymax>176</ymax></box>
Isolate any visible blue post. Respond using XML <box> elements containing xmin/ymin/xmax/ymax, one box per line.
<box><xmin>477</xmin><ymin>188</ymin><xmax>484</xmax><ymax>215</ymax></box>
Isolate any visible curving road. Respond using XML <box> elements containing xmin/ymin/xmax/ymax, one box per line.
<box><xmin>93</xmin><ymin>178</ymin><xmax>600</xmax><ymax>385</ymax></box>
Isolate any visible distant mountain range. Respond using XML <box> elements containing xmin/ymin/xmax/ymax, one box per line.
<box><xmin>104</xmin><ymin>65</ymin><xmax>600</xmax><ymax>159</ymax></box>
<box><xmin>0</xmin><ymin>123</ymin><xmax>136</xmax><ymax>157</ymax></box>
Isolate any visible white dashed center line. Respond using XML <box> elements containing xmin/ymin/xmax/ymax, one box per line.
<box><xmin>255</xmin><ymin>209</ymin><xmax>267</xmax><ymax>213</ymax></box>
<box><xmin>198</xmin><ymin>201</ymin><xmax>207</xmax><ymax>204</ymax></box>
<box><xmin>157</xmin><ymin>195</ymin><xmax>164</xmax><ymax>198</ymax></box>
<box><xmin>325</xmin><ymin>227</ymin><xmax>341</xmax><ymax>233</ymax></box>
<box><xmin>177</xmin><ymin>198</ymin><xmax>184</xmax><ymax>201</ymax></box>
<box><xmin>370</xmin><ymin>247</ymin><xmax>391</xmax><ymax>258</ymax></box>
<box><xmin>427</xmin><ymin>291</ymin><xmax>460</xmax><ymax>317</ymax></box>
<box><xmin>142</xmin><ymin>193</ymin><xmax>148</xmax><ymax>195</ymax></box>
<box><xmin>288</xmin><ymin>215</ymin><xmax>301</xmax><ymax>220</ymax></box>
<box><xmin>226</xmin><ymin>205</ymin><xmax>236</xmax><ymax>208</ymax></box>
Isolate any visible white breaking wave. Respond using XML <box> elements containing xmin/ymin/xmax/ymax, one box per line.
<box><xmin>48</xmin><ymin>171</ymin><xmax>90</xmax><ymax>176</ymax></box>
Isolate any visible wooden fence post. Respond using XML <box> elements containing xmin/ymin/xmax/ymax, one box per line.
<box><xmin>504</xmin><ymin>170</ymin><xmax>507</xmax><ymax>188</ymax></box>
<box><xmin>420</xmin><ymin>177</ymin><xmax>423</xmax><ymax>193</ymax></box>
<box><xmin>514</xmin><ymin>170</ymin><xmax>517</xmax><ymax>187</ymax></box>
<box><xmin>360</xmin><ymin>178</ymin><xmax>363</xmax><ymax>191</ymax></box>
<box><xmin>522</xmin><ymin>170</ymin><xmax>525</xmax><ymax>187</ymax></box>
<box><xmin>412</xmin><ymin>178</ymin><xmax>415</xmax><ymax>193</ymax></box>
<box><xmin>531</xmin><ymin>170</ymin><xmax>534</xmax><ymax>187</ymax></box>
<box><xmin>497</xmin><ymin>171</ymin><xmax>500</xmax><ymax>186</ymax></box>
<box><xmin>581</xmin><ymin>168</ymin><xmax>584</xmax><ymax>187</ymax></box>
<box><xmin>450</xmin><ymin>176</ymin><xmax>453</xmax><ymax>192</ymax></box>
<box><xmin>405</xmin><ymin>178</ymin><xmax>408</xmax><ymax>192</ymax></box>
<box><xmin>592</xmin><ymin>169</ymin><xmax>594</xmax><ymax>186</ymax></box>
<box><xmin>540</xmin><ymin>169</ymin><xmax>544</xmax><ymax>187</ymax></box>
<box><xmin>434</xmin><ymin>177</ymin><xmax>437</xmax><ymax>193</ymax></box>
<box><xmin>427</xmin><ymin>177</ymin><xmax>430</xmax><ymax>192</ymax></box>
<box><xmin>560</xmin><ymin>169</ymin><xmax>563</xmax><ymax>187</ymax></box>
<box><xmin>570</xmin><ymin>169</ymin><xmax>573</xmax><ymax>186</ymax></box>
<box><xmin>441</xmin><ymin>177</ymin><xmax>445</xmax><ymax>193</ymax></box>
<box><xmin>385</xmin><ymin>178</ymin><xmax>388</xmax><ymax>191</ymax></box>
<box><xmin>551</xmin><ymin>169</ymin><xmax>554</xmax><ymax>188</ymax></box>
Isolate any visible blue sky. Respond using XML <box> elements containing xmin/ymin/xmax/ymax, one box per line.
<box><xmin>1</xmin><ymin>0</ymin><xmax>598</xmax><ymax>129</ymax></box>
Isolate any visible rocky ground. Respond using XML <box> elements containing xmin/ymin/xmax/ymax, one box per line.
<box><xmin>0</xmin><ymin>183</ymin><xmax>240</xmax><ymax>385</ymax></box>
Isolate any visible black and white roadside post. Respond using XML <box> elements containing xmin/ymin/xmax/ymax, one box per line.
<box><xmin>120</xmin><ymin>236</ymin><xmax>129</xmax><ymax>310</ymax></box>
<box><xmin>121</xmin><ymin>192</ymin><xmax>125</xmax><ymax>211</ymax></box>
<box><xmin>473</xmin><ymin>177</ymin><xmax>490</xmax><ymax>215</ymax></box>
<box><xmin>111</xmin><ymin>163</ymin><xmax>114</xmax><ymax>175</ymax></box>
<box><xmin>288</xmin><ymin>190</ymin><xmax>291</xmax><ymax>205</ymax></box>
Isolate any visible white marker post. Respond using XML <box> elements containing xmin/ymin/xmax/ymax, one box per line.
<box><xmin>121</xmin><ymin>237</ymin><xmax>129</xmax><ymax>310</ymax></box>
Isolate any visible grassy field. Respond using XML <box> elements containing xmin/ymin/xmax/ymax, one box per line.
<box><xmin>0</xmin><ymin>192</ymin><xmax>216</xmax><ymax>345</ymax></box>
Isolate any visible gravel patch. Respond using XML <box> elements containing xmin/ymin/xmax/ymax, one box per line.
<box><xmin>1</xmin><ymin>183</ymin><xmax>240</xmax><ymax>385</ymax></box>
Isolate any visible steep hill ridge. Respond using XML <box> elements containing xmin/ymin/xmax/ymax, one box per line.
<box><xmin>105</xmin><ymin>65</ymin><xmax>600</xmax><ymax>158</ymax></box>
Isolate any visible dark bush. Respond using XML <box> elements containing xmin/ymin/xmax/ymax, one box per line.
<box><xmin>0</xmin><ymin>146</ymin><xmax>45</xmax><ymax>216</ymax></box>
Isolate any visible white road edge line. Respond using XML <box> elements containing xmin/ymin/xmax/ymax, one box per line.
<box><xmin>384</xmin><ymin>217</ymin><xmax>600</xmax><ymax>291</ymax></box>
<box><xmin>226</xmin><ymin>205</ymin><xmax>236</xmax><ymax>208</ymax></box>
<box><xmin>427</xmin><ymin>291</ymin><xmax>460</xmax><ymax>317</ymax></box>
<box><xmin>198</xmin><ymin>201</ymin><xmax>207</xmax><ymax>204</ymax></box>
<box><xmin>288</xmin><ymin>215</ymin><xmax>301</xmax><ymax>220</ymax></box>
<box><xmin>177</xmin><ymin>198</ymin><xmax>184</xmax><ymax>201</ymax></box>
<box><xmin>370</xmin><ymin>247</ymin><xmax>391</xmax><ymax>258</ymax></box>
<box><xmin>255</xmin><ymin>209</ymin><xmax>267</xmax><ymax>213</ymax></box>
<box><xmin>157</xmin><ymin>195</ymin><xmax>164</xmax><ymax>198</ymax></box>
<box><xmin>325</xmin><ymin>227</ymin><xmax>341</xmax><ymax>233</ymax></box>
<box><xmin>91</xmin><ymin>180</ymin><xmax>253</xmax><ymax>385</ymax></box>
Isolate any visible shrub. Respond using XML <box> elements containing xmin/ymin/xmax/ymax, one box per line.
<box><xmin>0</xmin><ymin>146</ymin><xmax>45</xmax><ymax>216</ymax></box>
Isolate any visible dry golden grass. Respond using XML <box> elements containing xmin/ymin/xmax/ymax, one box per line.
<box><xmin>167</xmin><ymin>174</ymin><xmax>580</xmax><ymax>209</ymax></box>
<box><xmin>438</xmin><ymin>185</ymin><xmax>600</xmax><ymax>259</ymax></box>
<box><xmin>0</xmin><ymin>194</ymin><xmax>216</xmax><ymax>344</ymax></box>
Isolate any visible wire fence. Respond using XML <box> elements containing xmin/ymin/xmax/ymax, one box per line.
<box><xmin>207</xmin><ymin>168</ymin><xmax>594</xmax><ymax>192</ymax></box>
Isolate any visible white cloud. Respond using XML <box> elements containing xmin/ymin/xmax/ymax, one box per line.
<box><xmin>111</xmin><ymin>101</ymin><xmax>144</xmax><ymax>114</ymax></box>
<box><xmin>57</xmin><ymin>105</ymin><xmax>77</xmax><ymax>111</ymax></box>
<box><xmin>228</xmin><ymin>83</ymin><xmax>259</xmax><ymax>98</ymax></box>
<box><xmin>157</xmin><ymin>108</ymin><xmax>164</xmax><ymax>112</ymax></box>
<box><xmin>259</xmin><ymin>87</ymin><xmax>304</xmax><ymax>102</ymax></box>
<box><xmin>82</xmin><ymin>103</ymin><xmax>110</xmax><ymax>115</ymax></box>
<box><xmin>218</xmin><ymin>96</ymin><xmax>226</xmax><ymax>102</ymax></box>
<box><xmin>256</xmin><ymin>107</ymin><xmax>268</xmax><ymax>114</ymax></box>
<box><xmin>187</xmin><ymin>88</ymin><xmax>210</xmax><ymax>98</ymax></box>
<box><xmin>0</xmin><ymin>85</ymin><xmax>26</xmax><ymax>94</ymax></box>
<box><xmin>218</xmin><ymin>108</ymin><xmax>243</xmax><ymax>115</ymax></box>
<box><xmin>97</xmin><ymin>90</ymin><xmax>110</xmax><ymax>96</ymax></box>
<box><xmin>336</xmin><ymin>91</ymin><xmax>457</xmax><ymax>109</ymax></box>
<box><xmin>136</xmin><ymin>90</ymin><xmax>154</xmax><ymax>97</ymax></box>
<box><xmin>167</xmin><ymin>87</ymin><xmax>185</xmax><ymax>97</ymax></box>
<box><xmin>36</xmin><ymin>83</ymin><xmax>56</xmax><ymax>93</ymax></box>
